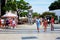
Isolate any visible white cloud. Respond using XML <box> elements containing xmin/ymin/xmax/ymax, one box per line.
<box><xmin>32</xmin><ymin>7</ymin><xmax>49</xmax><ymax>14</ymax></box>
<box><xmin>30</xmin><ymin>2</ymin><xmax>50</xmax><ymax>5</ymax></box>
<box><xmin>24</xmin><ymin>0</ymin><xmax>55</xmax><ymax>14</ymax></box>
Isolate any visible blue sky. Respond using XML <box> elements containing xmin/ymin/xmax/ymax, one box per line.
<box><xmin>24</xmin><ymin>0</ymin><xmax>55</xmax><ymax>14</ymax></box>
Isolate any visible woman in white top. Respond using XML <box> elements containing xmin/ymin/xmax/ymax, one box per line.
<box><xmin>12</xmin><ymin>18</ymin><xmax>16</xmax><ymax>29</ymax></box>
<box><xmin>36</xmin><ymin>17</ymin><xmax>41</xmax><ymax>32</ymax></box>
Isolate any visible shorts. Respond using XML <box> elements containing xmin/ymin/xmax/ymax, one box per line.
<box><xmin>12</xmin><ymin>24</ymin><xmax>16</xmax><ymax>27</ymax></box>
<box><xmin>37</xmin><ymin>24</ymin><xmax>40</xmax><ymax>27</ymax></box>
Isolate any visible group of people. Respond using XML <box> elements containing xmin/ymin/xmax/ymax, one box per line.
<box><xmin>0</xmin><ymin>16</ymin><xmax>54</xmax><ymax>31</ymax></box>
<box><xmin>35</xmin><ymin>16</ymin><xmax>54</xmax><ymax>32</ymax></box>
<box><xmin>0</xmin><ymin>18</ymin><xmax>17</xmax><ymax>29</ymax></box>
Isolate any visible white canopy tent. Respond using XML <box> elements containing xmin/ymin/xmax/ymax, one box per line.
<box><xmin>2</xmin><ymin>11</ymin><xmax>18</xmax><ymax>18</ymax></box>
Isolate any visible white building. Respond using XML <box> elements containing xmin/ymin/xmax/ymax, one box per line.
<box><xmin>50</xmin><ymin>9</ymin><xmax>60</xmax><ymax>16</ymax></box>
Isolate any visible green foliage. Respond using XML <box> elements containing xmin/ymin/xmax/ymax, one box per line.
<box><xmin>42</xmin><ymin>12</ymin><xmax>58</xmax><ymax>20</ymax></box>
<box><xmin>16</xmin><ymin>0</ymin><xmax>31</xmax><ymax>10</ymax></box>
<box><xmin>32</xmin><ymin>12</ymin><xmax>39</xmax><ymax>18</ymax></box>
<box><xmin>3</xmin><ymin>0</ymin><xmax>32</xmax><ymax>20</ymax></box>
<box><xmin>3</xmin><ymin>0</ymin><xmax>16</xmax><ymax>11</ymax></box>
<box><xmin>39</xmin><ymin>15</ymin><xmax>44</xmax><ymax>18</ymax></box>
<box><xmin>42</xmin><ymin>12</ymin><xmax>55</xmax><ymax>16</ymax></box>
<box><xmin>20</xmin><ymin>12</ymin><xmax>28</xmax><ymax>17</ymax></box>
<box><xmin>49</xmin><ymin>0</ymin><xmax>60</xmax><ymax>10</ymax></box>
<box><xmin>58</xmin><ymin>0</ymin><xmax>60</xmax><ymax>2</ymax></box>
<box><xmin>3</xmin><ymin>0</ymin><xmax>31</xmax><ymax>11</ymax></box>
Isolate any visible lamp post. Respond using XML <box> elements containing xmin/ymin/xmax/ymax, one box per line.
<box><xmin>28</xmin><ymin>9</ymin><xmax>33</xmax><ymax>24</ymax></box>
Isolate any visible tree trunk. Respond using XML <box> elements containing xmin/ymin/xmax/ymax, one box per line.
<box><xmin>17</xmin><ymin>11</ymin><xmax>19</xmax><ymax>22</ymax></box>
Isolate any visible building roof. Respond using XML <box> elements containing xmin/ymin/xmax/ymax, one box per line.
<box><xmin>49</xmin><ymin>9</ymin><xmax>60</xmax><ymax>16</ymax></box>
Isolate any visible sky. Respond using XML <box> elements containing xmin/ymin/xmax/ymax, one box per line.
<box><xmin>24</xmin><ymin>0</ymin><xmax>55</xmax><ymax>14</ymax></box>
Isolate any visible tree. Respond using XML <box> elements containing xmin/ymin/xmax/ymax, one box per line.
<box><xmin>49</xmin><ymin>0</ymin><xmax>60</xmax><ymax>10</ymax></box>
<box><xmin>20</xmin><ymin>12</ymin><xmax>28</xmax><ymax>17</ymax></box>
<box><xmin>3</xmin><ymin>0</ymin><xmax>16</xmax><ymax>11</ymax></box>
<box><xmin>32</xmin><ymin>12</ymin><xmax>40</xmax><ymax>18</ymax></box>
<box><xmin>3</xmin><ymin>0</ymin><xmax>32</xmax><ymax>21</ymax></box>
<box><xmin>16</xmin><ymin>0</ymin><xmax>31</xmax><ymax>10</ymax></box>
<box><xmin>42</xmin><ymin>12</ymin><xmax>55</xmax><ymax>16</ymax></box>
<box><xmin>16</xmin><ymin>0</ymin><xmax>31</xmax><ymax>20</ymax></box>
<box><xmin>58</xmin><ymin>0</ymin><xmax>60</xmax><ymax>2</ymax></box>
<box><xmin>3</xmin><ymin>0</ymin><xmax>31</xmax><ymax>11</ymax></box>
<box><xmin>42</xmin><ymin>12</ymin><xmax>57</xmax><ymax>20</ymax></box>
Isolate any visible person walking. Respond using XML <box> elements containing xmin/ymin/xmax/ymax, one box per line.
<box><xmin>43</xmin><ymin>19</ymin><xmax>48</xmax><ymax>32</ymax></box>
<box><xmin>6</xmin><ymin>18</ymin><xmax>10</xmax><ymax>29</ymax></box>
<box><xmin>0</xmin><ymin>18</ymin><xmax>1</xmax><ymax>27</ymax></box>
<box><xmin>36</xmin><ymin>17</ymin><xmax>41</xmax><ymax>32</ymax></box>
<box><xmin>12</xmin><ymin>18</ymin><xmax>16</xmax><ymax>29</ymax></box>
<box><xmin>1</xmin><ymin>19</ymin><xmax>5</xmax><ymax>28</ymax></box>
<box><xmin>9</xmin><ymin>18</ymin><xmax>12</xmax><ymax>28</ymax></box>
<box><xmin>50</xmin><ymin>16</ymin><xmax>54</xmax><ymax>31</ymax></box>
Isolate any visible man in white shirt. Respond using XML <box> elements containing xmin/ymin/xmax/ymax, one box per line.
<box><xmin>1</xmin><ymin>19</ymin><xmax>5</xmax><ymax>28</ymax></box>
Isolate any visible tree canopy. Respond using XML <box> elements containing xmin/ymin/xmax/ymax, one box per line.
<box><xmin>42</xmin><ymin>12</ymin><xmax>55</xmax><ymax>16</ymax></box>
<box><xmin>20</xmin><ymin>12</ymin><xmax>28</xmax><ymax>17</ymax></box>
<box><xmin>32</xmin><ymin>12</ymin><xmax>40</xmax><ymax>18</ymax></box>
<box><xmin>3</xmin><ymin>0</ymin><xmax>16</xmax><ymax>11</ymax></box>
<box><xmin>16</xmin><ymin>0</ymin><xmax>31</xmax><ymax>10</ymax></box>
<box><xmin>3</xmin><ymin>0</ymin><xmax>32</xmax><ymax>11</ymax></box>
<box><xmin>49</xmin><ymin>0</ymin><xmax>60</xmax><ymax>10</ymax></box>
<box><xmin>42</xmin><ymin>12</ymin><xmax>58</xmax><ymax>20</ymax></box>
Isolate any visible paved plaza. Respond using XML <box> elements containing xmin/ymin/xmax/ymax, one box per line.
<box><xmin>0</xmin><ymin>23</ymin><xmax>60</xmax><ymax>40</ymax></box>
